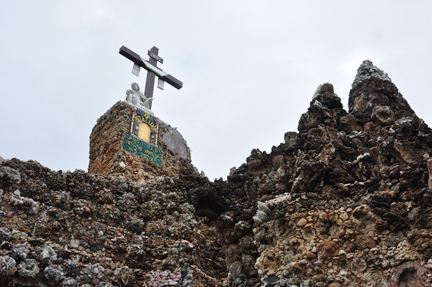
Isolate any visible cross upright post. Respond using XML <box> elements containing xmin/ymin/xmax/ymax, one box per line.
<box><xmin>119</xmin><ymin>45</ymin><xmax>183</xmax><ymax>110</ymax></box>
<box><xmin>144</xmin><ymin>46</ymin><xmax>161</xmax><ymax>109</ymax></box>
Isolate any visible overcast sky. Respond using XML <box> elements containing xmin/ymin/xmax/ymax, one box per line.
<box><xmin>1</xmin><ymin>1</ymin><xmax>432</xmax><ymax>180</ymax></box>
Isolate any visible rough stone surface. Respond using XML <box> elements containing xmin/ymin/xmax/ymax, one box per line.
<box><xmin>3</xmin><ymin>60</ymin><xmax>432</xmax><ymax>286</ymax></box>
<box><xmin>88</xmin><ymin>101</ymin><xmax>194</xmax><ymax>182</ymax></box>
<box><xmin>0</xmin><ymin>159</ymin><xmax>226</xmax><ymax>286</ymax></box>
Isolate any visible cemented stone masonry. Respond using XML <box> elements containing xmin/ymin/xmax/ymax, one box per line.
<box><xmin>88</xmin><ymin>101</ymin><xmax>193</xmax><ymax>182</ymax></box>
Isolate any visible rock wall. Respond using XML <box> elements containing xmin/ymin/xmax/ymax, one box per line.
<box><xmin>2</xmin><ymin>60</ymin><xmax>432</xmax><ymax>286</ymax></box>
<box><xmin>216</xmin><ymin>60</ymin><xmax>432</xmax><ymax>286</ymax></box>
<box><xmin>0</xmin><ymin>158</ymin><xmax>226</xmax><ymax>286</ymax></box>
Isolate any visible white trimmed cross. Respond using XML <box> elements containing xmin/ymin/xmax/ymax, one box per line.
<box><xmin>119</xmin><ymin>45</ymin><xmax>183</xmax><ymax>110</ymax></box>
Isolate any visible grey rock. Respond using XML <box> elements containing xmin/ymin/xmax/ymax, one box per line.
<box><xmin>253</xmin><ymin>210</ymin><xmax>269</xmax><ymax>226</ymax></box>
<box><xmin>257</xmin><ymin>201</ymin><xmax>271</xmax><ymax>215</ymax></box>
<box><xmin>63</xmin><ymin>257</ymin><xmax>79</xmax><ymax>277</ymax></box>
<box><xmin>81</xmin><ymin>263</ymin><xmax>104</xmax><ymax>282</ymax></box>
<box><xmin>352</xmin><ymin>59</ymin><xmax>392</xmax><ymax>88</ymax></box>
<box><xmin>395</xmin><ymin>116</ymin><xmax>412</xmax><ymax>125</ymax></box>
<box><xmin>11</xmin><ymin>245</ymin><xmax>29</xmax><ymax>262</ymax></box>
<box><xmin>262</xmin><ymin>274</ymin><xmax>280</xmax><ymax>287</ymax></box>
<box><xmin>43</xmin><ymin>265</ymin><xmax>64</xmax><ymax>282</ymax></box>
<box><xmin>0</xmin><ymin>256</ymin><xmax>16</xmax><ymax>274</ymax></box>
<box><xmin>253</xmin><ymin>202</ymin><xmax>271</xmax><ymax>226</ymax></box>
<box><xmin>284</xmin><ymin>132</ymin><xmax>298</xmax><ymax>147</ymax></box>
<box><xmin>0</xmin><ymin>228</ymin><xmax>12</xmax><ymax>242</ymax></box>
<box><xmin>61</xmin><ymin>278</ymin><xmax>77</xmax><ymax>287</ymax></box>
<box><xmin>0</xmin><ymin>166</ymin><xmax>21</xmax><ymax>184</ymax></box>
<box><xmin>179</xmin><ymin>263</ymin><xmax>194</xmax><ymax>287</ymax></box>
<box><xmin>33</xmin><ymin>244</ymin><xmax>57</xmax><ymax>265</ymax></box>
<box><xmin>17</xmin><ymin>259</ymin><xmax>39</xmax><ymax>278</ymax></box>
<box><xmin>228</xmin><ymin>261</ymin><xmax>243</xmax><ymax>281</ymax></box>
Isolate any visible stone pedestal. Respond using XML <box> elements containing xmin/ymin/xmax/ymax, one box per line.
<box><xmin>88</xmin><ymin>101</ymin><xmax>192</xmax><ymax>181</ymax></box>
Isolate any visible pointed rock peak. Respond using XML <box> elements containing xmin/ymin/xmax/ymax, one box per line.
<box><xmin>313</xmin><ymin>83</ymin><xmax>334</xmax><ymax>97</ymax></box>
<box><xmin>351</xmin><ymin>60</ymin><xmax>392</xmax><ymax>88</ymax></box>
<box><xmin>349</xmin><ymin>60</ymin><xmax>414</xmax><ymax>126</ymax></box>
<box><xmin>312</xmin><ymin>83</ymin><xmax>343</xmax><ymax>110</ymax></box>
<box><xmin>298</xmin><ymin>82</ymin><xmax>347</xmax><ymax>135</ymax></box>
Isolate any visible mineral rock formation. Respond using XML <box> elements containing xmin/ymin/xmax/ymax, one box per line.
<box><xmin>2</xmin><ymin>60</ymin><xmax>432</xmax><ymax>286</ymax></box>
<box><xmin>0</xmin><ymin>160</ymin><xmax>225</xmax><ymax>286</ymax></box>
<box><xmin>219</xmin><ymin>60</ymin><xmax>432</xmax><ymax>287</ymax></box>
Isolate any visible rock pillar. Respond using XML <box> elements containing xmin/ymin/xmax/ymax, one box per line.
<box><xmin>88</xmin><ymin>101</ymin><xmax>193</xmax><ymax>181</ymax></box>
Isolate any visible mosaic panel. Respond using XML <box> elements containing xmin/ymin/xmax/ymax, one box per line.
<box><xmin>123</xmin><ymin>134</ymin><xmax>162</xmax><ymax>165</ymax></box>
<box><xmin>130</xmin><ymin>109</ymin><xmax>159</xmax><ymax>146</ymax></box>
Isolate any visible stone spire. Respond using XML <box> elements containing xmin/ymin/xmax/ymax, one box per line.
<box><xmin>297</xmin><ymin>82</ymin><xmax>347</xmax><ymax>135</ymax></box>
<box><xmin>351</xmin><ymin>59</ymin><xmax>392</xmax><ymax>88</ymax></box>
<box><xmin>348</xmin><ymin>60</ymin><xmax>414</xmax><ymax>126</ymax></box>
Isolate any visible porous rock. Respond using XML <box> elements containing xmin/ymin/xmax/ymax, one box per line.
<box><xmin>2</xmin><ymin>60</ymin><xmax>432</xmax><ymax>286</ymax></box>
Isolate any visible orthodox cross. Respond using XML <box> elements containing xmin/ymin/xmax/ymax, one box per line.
<box><xmin>119</xmin><ymin>45</ymin><xmax>183</xmax><ymax>110</ymax></box>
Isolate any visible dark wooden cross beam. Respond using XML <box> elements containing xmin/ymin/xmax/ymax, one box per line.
<box><xmin>119</xmin><ymin>45</ymin><xmax>183</xmax><ymax>110</ymax></box>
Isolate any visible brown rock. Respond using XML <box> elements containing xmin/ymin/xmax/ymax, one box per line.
<box><xmin>389</xmin><ymin>261</ymin><xmax>425</xmax><ymax>287</ymax></box>
<box><xmin>272</xmin><ymin>155</ymin><xmax>284</xmax><ymax>169</ymax></box>
<box><xmin>393</xmin><ymin>142</ymin><xmax>425</xmax><ymax>165</ymax></box>
<box><xmin>17</xmin><ymin>225</ymin><xmax>31</xmax><ymax>234</ymax></box>
<box><xmin>306</xmin><ymin>252</ymin><xmax>316</xmax><ymax>259</ymax></box>
<box><xmin>296</xmin><ymin>218</ymin><xmax>307</xmax><ymax>227</ymax></box>
<box><xmin>339</xmin><ymin>211</ymin><xmax>348</xmax><ymax>221</ymax></box>
<box><xmin>340</xmin><ymin>114</ymin><xmax>362</xmax><ymax>133</ymax></box>
<box><xmin>371</xmin><ymin>105</ymin><xmax>395</xmax><ymax>126</ymax></box>
<box><xmin>317</xmin><ymin>241</ymin><xmax>339</xmax><ymax>259</ymax></box>
<box><xmin>5</xmin><ymin>266</ymin><xmax>17</xmax><ymax>276</ymax></box>
<box><xmin>247</xmin><ymin>159</ymin><xmax>262</xmax><ymax>171</ymax></box>
<box><xmin>320</xmin><ymin>83</ymin><xmax>334</xmax><ymax>94</ymax></box>
<box><xmin>355</xmin><ymin>235</ymin><xmax>376</xmax><ymax>250</ymax></box>
<box><xmin>342</xmin><ymin>241</ymin><xmax>355</xmax><ymax>253</ymax></box>
<box><xmin>427</xmin><ymin>158</ymin><xmax>432</xmax><ymax>189</ymax></box>
<box><xmin>154</xmin><ymin>237</ymin><xmax>164</xmax><ymax>246</ymax></box>
<box><xmin>351</xmin><ymin>258</ymin><xmax>367</xmax><ymax>275</ymax></box>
